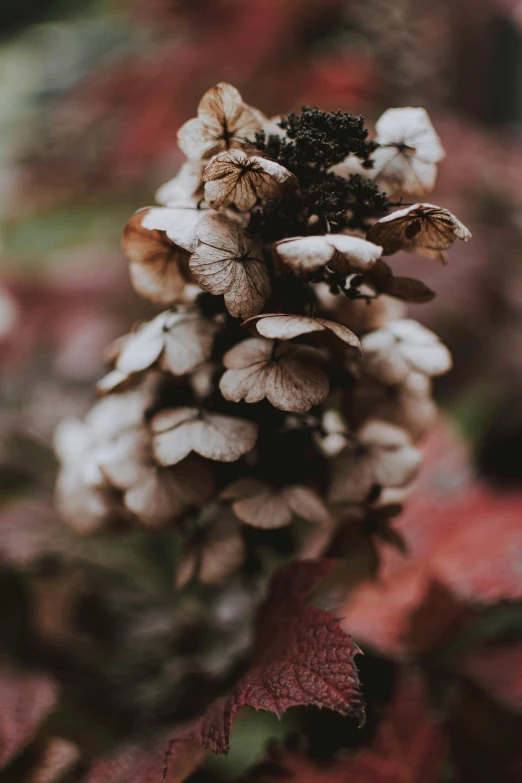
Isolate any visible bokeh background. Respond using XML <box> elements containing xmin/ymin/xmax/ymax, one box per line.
<box><xmin>1</xmin><ymin>1</ymin><xmax>522</xmax><ymax>781</ymax></box>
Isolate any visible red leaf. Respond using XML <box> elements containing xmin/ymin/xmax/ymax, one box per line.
<box><xmin>84</xmin><ymin>735</ymin><xmax>205</xmax><ymax>783</ymax></box>
<box><xmin>0</xmin><ymin>667</ymin><xmax>57</xmax><ymax>769</ymax></box>
<box><xmin>239</xmin><ymin>672</ymin><xmax>445</xmax><ymax>782</ymax></box>
<box><xmin>188</xmin><ymin>560</ymin><xmax>363</xmax><ymax>754</ymax></box>
<box><xmin>339</xmin><ymin>420</ymin><xmax>522</xmax><ymax>656</ymax></box>
<box><xmin>458</xmin><ymin>642</ymin><xmax>522</xmax><ymax>713</ymax></box>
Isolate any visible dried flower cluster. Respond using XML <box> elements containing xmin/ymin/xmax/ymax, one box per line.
<box><xmin>55</xmin><ymin>82</ymin><xmax>469</xmax><ymax>591</ymax></box>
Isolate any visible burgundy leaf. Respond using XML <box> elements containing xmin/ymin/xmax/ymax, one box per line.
<box><xmin>238</xmin><ymin>672</ymin><xmax>445</xmax><ymax>782</ymax></box>
<box><xmin>85</xmin><ymin>735</ymin><xmax>205</xmax><ymax>783</ymax></box>
<box><xmin>186</xmin><ymin>560</ymin><xmax>363</xmax><ymax>754</ymax></box>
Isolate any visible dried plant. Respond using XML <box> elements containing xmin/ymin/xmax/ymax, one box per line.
<box><xmin>51</xmin><ymin>82</ymin><xmax>472</xmax><ymax>779</ymax></box>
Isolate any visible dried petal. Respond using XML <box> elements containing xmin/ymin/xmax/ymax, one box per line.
<box><xmin>152</xmin><ymin>407</ymin><xmax>258</xmax><ymax>464</ymax></box>
<box><xmin>244</xmin><ymin>313</ymin><xmax>360</xmax><ymax>351</ymax></box>
<box><xmin>203</xmin><ymin>150</ymin><xmax>297</xmax><ymax>211</ymax></box>
<box><xmin>367</xmin><ymin>203</ymin><xmax>471</xmax><ymax>263</ymax></box>
<box><xmin>122</xmin><ymin>210</ymin><xmax>192</xmax><ymax>306</ymax></box>
<box><xmin>190</xmin><ymin>213</ymin><xmax>270</xmax><ymax>318</ymax></box>
<box><xmin>273</xmin><ymin>234</ymin><xmax>382</xmax><ymax>275</ymax></box>
<box><xmin>223</xmin><ymin>478</ymin><xmax>331</xmax><ymax>530</ymax></box>
<box><xmin>155</xmin><ymin>161</ymin><xmax>205</xmax><ymax>206</ymax></box>
<box><xmin>220</xmin><ymin>338</ymin><xmax>328</xmax><ymax>412</ymax></box>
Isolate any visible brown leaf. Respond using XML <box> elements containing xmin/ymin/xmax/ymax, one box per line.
<box><xmin>177</xmin><ymin>82</ymin><xmax>265</xmax><ymax>160</ymax></box>
<box><xmin>190</xmin><ymin>213</ymin><xmax>270</xmax><ymax>318</ymax></box>
<box><xmin>121</xmin><ymin>210</ymin><xmax>192</xmax><ymax>306</ymax></box>
<box><xmin>152</xmin><ymin>407</ymin><xmax>258</xmax><ymax>464</ymax></box>
<box><xmin>367</xmin><ymin>203</ymin><xmax>471</xmax><ymax>263</ymax></box>
<box><xmin>244</xmin><ymin>314</ymin><xmax>360</xmax><ymax>351</ymax></box>
<box><xmin>272</xmin><ymin>234</ymin><xmax>382</xmax><ymax>275</ymax></box>
<box><xmin>220</xmin><ymin>337</ymin><xmax>328</xmax><ymax>412</ymax></box>
<box><xmin>222</xmin><ymin>478</ymin><xmax>331</xmax><ymax>529</ymax></box>
<box><xmin>202</xmin><ymin>150</ymin><xmax>297</xmax><ymax>211</ymax></box>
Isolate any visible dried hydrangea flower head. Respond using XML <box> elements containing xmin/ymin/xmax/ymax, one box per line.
<box><xmin>57</xmin><ymin>83</ymin><xmax>466</xmax><ymax>596</ymax></box>
<box><xmin>52</xmin><ymin>86</ymin><xmax>474</xmax><ymax>770</ymax></box>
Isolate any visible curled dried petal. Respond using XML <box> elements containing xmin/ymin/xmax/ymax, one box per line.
<box><xmin>244</xmin><ymin>313</ymin><xmax>360</xmax><ymax>352</ymax></box>
<box><xmin>122</xmin><ymin>210</ymin><xmax>192</xmax><ymax>306</ymax></box>
<box><xmin>273</xmin><ymin>234</ymin><xmax>382</xmax><ymax>275</ymax></box>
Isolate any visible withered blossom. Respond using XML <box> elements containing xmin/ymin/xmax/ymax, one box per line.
<box><xmin>372</xmin><ymin>107</ymin><xmax>445</xmax><ymax>196</ymax></box>
<box><xmin>176</xmin><ymin>513</ymin><xmax>245</xmax><ymax>587</ymax></box>
<box><xmin>122</xmin><ymin>210</ymin><xmax>193</xmax><ymax>306</ymax></box>
<box><xmin>220</xmin><ymin>337</ymin><xmax>328</xmax><ymax>412</ymax></box>
<box><xmin>107</xmin><ymin>309</ymin><xmax>217</xmax><ymax>379</ymax></box>
<box><xmin>152</xmin><ymin>407</ymin><xmax>258</xmax><ymax>465</ymax></box>
<box><xmin>122</xmin><ymin>459</ymin><xmax>215</xmax><ymax>529</ymax></box>
<box><xmin>155</xmin><ymin>161</ymin><xmax>205</xmax><ymax>206</ymax></box>
<box><xmin>54</xmin><ymin>419</ymin><xmax>126</xmax><ymax>533</ymax></box>
<box><xmin>190</xmin><ymin>213</ymin><xmax>270</xmax><ymax>318</ymax></box>
<box><xmin>329</xmin><ymin>420</ymin><xmax>421</xmax><ymax>505</ymax></box>
<box><xmin>177</xmin><ymin>82</ymin><xmax>265</xmax><ymax>160</ymax></box>
<box><xmin>352</xmin><ymin>372</ymin><xmax>438</xmax><ymax>441</ymax></box>
<box><xmin>222</xmin><ymin>478</ymin><xmax>331</xmax><ymax>529</ymax></box>
<box><xmin>94</xmin><ymin>424</ymin><xmax>215</xmax><ymax>528</ymax></box>
<box><xmin>141</xmin><ymin>205</ymin><xmax>209</xmax><ymax>254</ymax></box>
<box><xmin>202</xmin><ymin>150</ymin><xmax>297</xmax><ymax>211</ymax></box>
<box><xmin>366</xmin><ymin>204</ymin><xmax>471</xmax><ymax>263</ymax></box>
<box><xmin>244</xmin><ymin>313</ymin><xmax>361</xmax><ymax>351</ymax></box>
<box><xmin>272</xmin><ymin>234</ymin><xmax>382</xmax><ymax>275</ymax></box>
<box><xmin>361</xmin><ymin>319</ymin><xmax>452</xmax><ymax>385</ymax></box>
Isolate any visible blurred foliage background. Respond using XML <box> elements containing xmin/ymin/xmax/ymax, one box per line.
<box><xmin>1</xmin><ymin>1</ymin><xmax>522</xmax><ymax>781</ymax></box>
